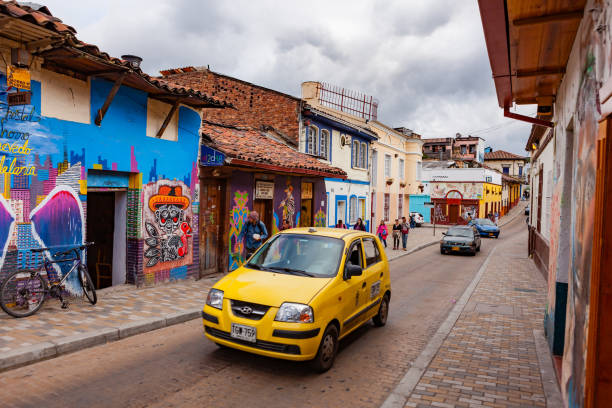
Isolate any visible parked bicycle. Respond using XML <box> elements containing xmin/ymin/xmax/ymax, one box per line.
<box><xmin>0</xmin><ymin>242</ymin><xmax>96</xmax><ymax>318</ymax></box>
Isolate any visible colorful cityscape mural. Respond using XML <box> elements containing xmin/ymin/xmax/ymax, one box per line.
<box><xmin>0</xmin><ymin>73</ymin><xmax>202</xmax><ymax>289</ymax></box>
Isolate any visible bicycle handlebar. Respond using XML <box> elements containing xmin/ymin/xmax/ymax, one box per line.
<box><xmin>30</xmin><ymin>242</ymin><xmax>94</xmax><ymax>254</ymax></box>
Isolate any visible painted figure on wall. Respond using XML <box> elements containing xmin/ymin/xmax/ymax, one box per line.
<box><xmin>314</xmin><ymin>209</ymin><xmax>326</xmax><ymax>227</ymax></box>
<box><xmin>279</xmin><ymin>182</ymin><xmax>295</xmax><ymax>228</ymax></box>
<box><xmin>229</xmin><ymin>190</ymin><xmax>249</xmax><ymax>270</ymax></box>
<box><xmin>142</xmin><ymin>181</ymin><xmax>193</xmax><ymax>272</ymax></box>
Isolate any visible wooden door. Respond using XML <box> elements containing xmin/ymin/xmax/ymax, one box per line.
<box><xmin>449</xmin><ymin>204</ymin><xmax>459</xmax><ymax>224</ymax></box>
<box><xmin>586</xmin><ymin>117</ymin><xmax>612</xmax><ymax>407</ymax></box>
<box><xmin>199</xmin><ymin>180</ymin><xmax>226</xmax><ymax>277</ymax></box>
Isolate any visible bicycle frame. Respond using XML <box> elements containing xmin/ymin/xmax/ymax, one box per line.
<box><xmin>42</xmin><ymin>248</ymin><xmax>84</xmax><ymax>287</ymax></box>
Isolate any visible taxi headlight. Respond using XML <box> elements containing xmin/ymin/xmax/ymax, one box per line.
<box><xmin>206</xmin><ymin>289</ymin><xmax>224</xmax><ymax>310</ymax></box>
<box><xmin>275</xmin><ymin>302</ymin><xmax>314</xmax><ymax>323</ymax></box>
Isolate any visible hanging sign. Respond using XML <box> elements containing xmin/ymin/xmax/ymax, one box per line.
<box><xmin>255</xmin><ymin>181</ymin><xmax>274</xmax><ymax>199</ymax></box>
<box><xmin>7</xmin><ymin>91</ymin><xmax>31</xmax><ymax>106</ymax></box>
<box><xmin>200</xmin><ymin>145</ymin><xmax>225</xmax><ymax>166</ymax></box>
<box><xmin>7</xmin><ymin>66</ymin><xmax>30</xmax><ymax>90</ymax></box>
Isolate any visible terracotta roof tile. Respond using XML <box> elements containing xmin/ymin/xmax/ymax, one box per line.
<box><xmin>0</xmin><ymin>2</ymin><xmax>229</xmax><ymax>108</ymax></box>
<box><xmin>484</xmin><ymin>150</ymin><xmax>527</xmax><ymax>160</ymax></box>
<box><xmin>201</xmin><ymin>121</ymin><xmax>346</xmax><ymax>178</ymax></box>
<box><xmin>0</xmin><ymin>1</ymin><xmax>76</xmax><ymax>34</ymax></box>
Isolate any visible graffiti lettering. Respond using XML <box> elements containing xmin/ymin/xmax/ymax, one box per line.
<box><xmin>0</xmin><ymin>155</ymin><xmax>36</xmax><ymax>175</ymax></box>
<box><xmin>0</xmin><ymin>140</ymin><xmax>31</xmax><ymax>155</ymax></box>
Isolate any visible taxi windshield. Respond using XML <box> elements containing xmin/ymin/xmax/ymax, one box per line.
<box><xmin>247</xmin><ymin>234</ymin><xmax>344</xmax><ymax>278</ymax></box>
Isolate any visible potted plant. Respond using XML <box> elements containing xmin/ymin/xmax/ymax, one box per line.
<box><xmin>386</xmin><ymin>178</ymin><xmax>394</xmax><ymax>185</ymax></box>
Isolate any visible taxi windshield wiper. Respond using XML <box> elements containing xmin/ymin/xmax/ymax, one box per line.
<box><xmin>266</xmin><ymin>266</ymin><xmax>315</xmax><ymax>277</ymax></box>
<box><xmin>245</xmin><ymin>263</ymin><xmax>263</xmax><ymax>270</ymax></box>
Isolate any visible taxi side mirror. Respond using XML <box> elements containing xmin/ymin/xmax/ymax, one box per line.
<box><xmin>344</xmin><ymin>263</ymin><xmax>363</xmax><ymax>280</ymax></box>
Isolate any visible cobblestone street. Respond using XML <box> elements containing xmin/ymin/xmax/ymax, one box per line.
<box><xmin>0</xmin><ymin>212</ymin><xmax>554</xmax><ymax>408</ymax></box>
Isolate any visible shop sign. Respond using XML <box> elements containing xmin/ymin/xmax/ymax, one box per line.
<box><xmin>301</xmin><ymin>182</ymin><xmax>313</xmax><ymax>199</ymax></box>
<box><xmin>255</xmin><ymin>181</ymin><xmax>274</xmax><ymax>199</ymax></box>
<box><xmin>7</xmin><ymin>66</ymin><xmax>30</xmax><ymax>90</ymax></box>
<box><xmin>7</xmin><ymin>91</ymin><xmax>31</xmax><ymax>106</ymax></box>
<box><xmin>200</xmin><ymin>145</ymin><xmax>225</xmax><ymax>166</ymax></box>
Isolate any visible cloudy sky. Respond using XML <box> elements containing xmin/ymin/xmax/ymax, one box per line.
<box><xmin>41</xmin><ymin>0</ymin><xmax>535</xmax><ymax>155</ymax></box>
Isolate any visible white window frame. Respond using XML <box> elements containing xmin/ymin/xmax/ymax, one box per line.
<box><xmin>320</xmin><ymin>129</ymin><xmax>330</xmax><ymax>160</ymax></box>
<box><xmin>384</xmin><ymin>154</ymin><xmax>391</xmax><ymax>178</ymax></box>
<box><xmin>359</xmin><ymin>142</ymin><xmax>367</xmax><ymax>169</ymax></box>
<box><xmin>399</xmin><ymin>158</ymin><xmax>405</xmax><ymax>180</ymax></box>
<box><xmin>308</xmin><ymin>126</ymin><xmax>319</xmax><ymax>155</ymax></box>
<box><xmin>352</xmin><ymin>140</ymin><xmax>359</xmax><ymax>167</ymax></box>
<box><xmin>349</xmin><ymin>196</ymin><xmax>358</xmax><ymax>224</ymax></box>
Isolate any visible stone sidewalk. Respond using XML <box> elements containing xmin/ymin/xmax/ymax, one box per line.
<box><xmin>383</xmin><ymin>208</ymin><xmax>559</xmax><ymax>408</ymax></box>
<box><xmin>0</xmin><ymin>275</ymin><xmax>217</xmax><ymax>371</ymax></box>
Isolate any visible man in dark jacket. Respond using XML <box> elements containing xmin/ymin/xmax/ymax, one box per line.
<box><xmin>238</xmin><ymin>211</ymin><xmax>268</xmax><ymax>259</ymax></box>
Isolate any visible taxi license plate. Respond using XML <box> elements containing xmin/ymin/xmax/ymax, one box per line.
<box><xmin>489</xmin><ymin>233</ymin><xmax>495</xmax><ymax>237</ymax></box>
<box><xmin>231</xmin><ymin>323</ymin><xmax>256</xmax><ymax>343</ymax></box>
<box><xmin>451</xmin><ymin>246</ymin><xmax>460</xmax><ymax>251</ymax></box>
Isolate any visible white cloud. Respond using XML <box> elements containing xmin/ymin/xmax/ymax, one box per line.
<box><xmin>40</xmin><ymin>0</ymin><xmax>536</xmax><ymax>154</ymax></box>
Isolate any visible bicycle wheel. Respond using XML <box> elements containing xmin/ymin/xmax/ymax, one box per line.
<box><xmin>79</xmin><ymin>265</ymin><xmax>97</xmax><ymax>305</ymax></box>
<box><xmin>0</xmin><ymin>270</ymin><xmax>47</xmax><ymax>318</ymax></box>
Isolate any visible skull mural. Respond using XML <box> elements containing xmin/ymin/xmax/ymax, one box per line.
<box><xmin>155</xmin><ymin>203</ymin><xmax>184</xmax><ymax>234</ymax></box>
<box><xmin>144</xmin><ymin>184</ymin><xmax>192</xmax><ymax>268</ymax></box>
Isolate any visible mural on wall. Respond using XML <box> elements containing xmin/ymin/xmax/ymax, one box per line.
<box><xmin>461</xmin><ymin>205</ymin><xmax>478</xmax><ymax>220</ymax></box>
<box><xmin>0</xmin><ymin>193</ymin><xmax>16</xmax><ymax>270</ymax></box>
<box><xmin>278</xmin><ymin>180</ymin><xmax>296</xmax><ymax>227</ymax></box>
<box><xmin>229</xmin><ymin>190</ymin><xmax>249</xmax><ymax>271</ymax></box>
<box><xmin>562</xmin><ymin>52</ymin><xmax>599</xmax><ymax>407</ymax></box>
<box><xmin>314</xmin><ymin>209</ymin><xmax>326</xmax><ymax>227</ymax></box>
<box><xmin>433</xmin><ymin>204</ymin><xmax>447</xmax><ymax>223</ymax></box>
<box><xmin>431</xmin><ymin>182</ymin><xmax>482</xmax><ymax>199</ymax></box>
<box><xmin>142</xmin><ymin>181</ymin><xmax>193</xmax><ymax>272</ymax></box>
<box><xmin>30</xmin><ymin>186</ymin><xmax>85</xmax><ymax>294</ymax></box>
<box><xmin>0</xmin><ymin>72</ymin><xmax>203</xmax><ymax>288</ymax></box>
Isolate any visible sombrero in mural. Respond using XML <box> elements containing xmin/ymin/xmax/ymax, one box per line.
<box><xmin>148</xmin><ymin>185</ymin><xmax>190</xmax><ymax>211</ymax></box>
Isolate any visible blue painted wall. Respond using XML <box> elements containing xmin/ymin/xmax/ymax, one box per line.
<box><xmin>409</xmin><ymin>194</ymin><xmax>431</xmax><ymax>223</ymax></box>
<box><xmin>0</xmin><ymin>74</ymin><xmax>202</xmax><ymax>289</ymax></box>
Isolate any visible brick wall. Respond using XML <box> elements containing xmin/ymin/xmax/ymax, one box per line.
<box><xmin>162</xmin><ymin>69</ymin><xmax>302</xmax><ymax>142</ymax></box>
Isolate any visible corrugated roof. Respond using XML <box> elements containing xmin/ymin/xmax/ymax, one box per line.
<box><xmin>201</xmin><ymin>121</ymin><xmax>346</xmax><ymax>178</ymax></box>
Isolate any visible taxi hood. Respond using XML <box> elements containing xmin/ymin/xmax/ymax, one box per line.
<box><xmin>214</xmin><ymin>267</ymin><xmax>334</xmax><ymax>307</ymax></box>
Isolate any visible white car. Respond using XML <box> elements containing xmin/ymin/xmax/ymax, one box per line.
<box><xmin>409</xmin><ymin>212</ymin><xmax>424</xmax><ymax>227</ymax></box>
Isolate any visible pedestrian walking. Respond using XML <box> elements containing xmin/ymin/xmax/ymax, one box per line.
<box><xmin>494</xmin><ymin>211</ymin><xmax>499</xmax><ymax>224</ymax></box>
<box><xmin>353</xmin><ymin>217</ymin><xmax>367</xmax><ymax>231</ymax></box>
<box><xmin>335</xmin><ymin>219</ymin><xmax>347</xmax><ymax>229</ymax></box>
<box><xmin>392</xmin><ymin>219</ymin><xmax>401</xmax><ymax>250</ymax></box>
<box><xmin>376</xmin><ymin>220</ymin><xmax>388</xmax><ymax>248</ymax></box>
<box><xmin>238</xmin><ymin>211</ymin><xmax>268</xmax><ymax>259</ymax></box>
<box><xmin>401</xmin><ymin>216</ymin><xmax>410</xmax><ymax>251</ymax></box>
<box><xmin>409</xmin><ymin>214</ymin><xmax>416</xmax><ymax>229</ymax></box>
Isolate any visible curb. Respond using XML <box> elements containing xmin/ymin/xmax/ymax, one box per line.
<box><xmin>381</xmin><ymin>245</ymin><xmax>498</xmax><ymax>408</ymax></box>
<box><xmin>0</xmin><ymin>307</ymin><xmax>202</xmax><ymax>373</ymax></box>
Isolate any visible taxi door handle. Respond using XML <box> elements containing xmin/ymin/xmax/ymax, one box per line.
<box><xmin>362</xmin><ymin>282</ymin><xmax>366</xmax><ymax>288</ymax></box>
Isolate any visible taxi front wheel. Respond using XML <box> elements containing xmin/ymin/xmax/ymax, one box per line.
<box><xmin>311</xmin><ymin>325</ymin><xmax>339</xmax><ymax>373</ymax></box>
<box><xmin>373</xmin><ymin>294</ymin><xmax>390</xmax><ymax>327</ymax></box>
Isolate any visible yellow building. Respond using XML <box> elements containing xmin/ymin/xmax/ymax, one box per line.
<box><xmin>300</xmin><ymin>81</ymin><xmax>423</xmax><ymax>228</ymax></box>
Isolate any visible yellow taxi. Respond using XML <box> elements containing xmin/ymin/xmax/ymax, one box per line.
<box><xmin>202</xmin><ymin>227</ymin><xmax>391</xmax><ymax>372</ymax></box>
